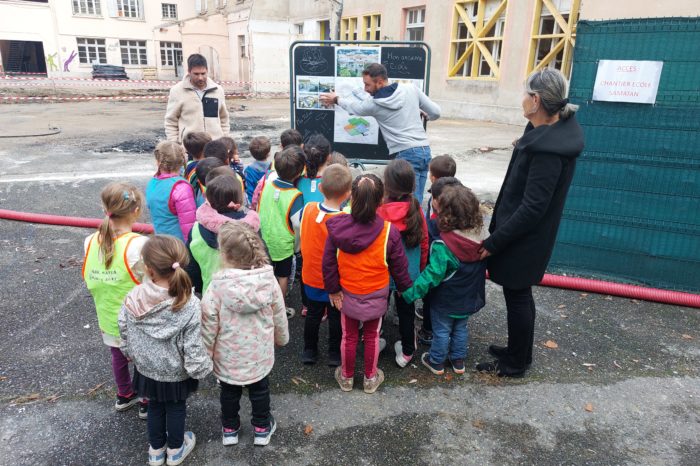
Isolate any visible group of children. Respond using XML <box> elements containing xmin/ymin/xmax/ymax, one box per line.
<box><xmin>82</xmin><ymin>128</ymin><xmax>487</xmax><ymax>465</ymax></box>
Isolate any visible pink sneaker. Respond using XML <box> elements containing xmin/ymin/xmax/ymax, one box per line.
<box><xmin>301</xmin><ymin>306</ymin><xmax>308</xmax><ymax>317</ymax></box>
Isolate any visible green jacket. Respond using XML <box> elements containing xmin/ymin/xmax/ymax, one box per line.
<box><xmin>402</xmin><ymin>241</ymin><xmax>459</xmax><ymax>304</ymax></box>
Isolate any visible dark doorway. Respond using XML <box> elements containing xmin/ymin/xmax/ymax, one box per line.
<box><xmin>0</xmin><ymin>40</ymin><xmax>47</xmax><ymax>74</ymax></box>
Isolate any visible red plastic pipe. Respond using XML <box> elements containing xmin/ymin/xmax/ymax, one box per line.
<box><xmin>0</xmin><ymin>209</ymin><xmax>154</xmax><ymax>234</ymax></box>
<box><xmin>2</xmin><ymin>208</ymin><xmax>699</xmax><ymax>308</ymax></box>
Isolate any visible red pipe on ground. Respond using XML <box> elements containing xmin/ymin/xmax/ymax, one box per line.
<box><xmin>2</xmin><ymin>209</ymin><xmax>699</xmax><ymax>308</ymax></box>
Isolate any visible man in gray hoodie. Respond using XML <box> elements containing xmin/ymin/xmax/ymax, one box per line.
<box><xmin>320</xmin><ymin>63</ymin><xmax>440</xmax><ymax>203</ymax></box>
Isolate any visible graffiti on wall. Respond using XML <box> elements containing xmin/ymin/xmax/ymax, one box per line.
<box><xmin>63</xmin><ymin>51</ymin><xmax>77</xmax><ymax>72</ymax></box>
<box><xmin>46</xmin><ymin>53</ymin><xmax>59</xmax><ymax>72</ymax></box>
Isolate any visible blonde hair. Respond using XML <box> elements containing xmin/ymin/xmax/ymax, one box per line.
<box><xmin>154</xmin><ymin>140</ymin><xmax>186</xmax><ymax>175</ymax></box>
<box><xmin>97</xmin><ymin>182</ymin><xmax>143</xmax><ymax>269</ymax></box>
<box><xmin>218</xmin><ymin>222</ymin><xmax>270</xmax><ymax>269</ymax></box>
<box><xmin>141</xmin><ymin>235</ymin><xmax>192</xmax><ymax>311</ymax></box>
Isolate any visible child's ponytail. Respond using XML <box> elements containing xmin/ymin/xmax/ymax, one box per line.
<box><xmin>303</xmin><ymin>134</ymin><xmax>331</xmax><ymax>178</ymax></box>
<box><xmin>154</xmin><ymin>140</ymin><xmax>186</xmax><ymax>176</ymax></box>
<box><xmin>350</xmin><ymin>174</ymin><xmax>384</xmax><ymax>224</ymax></box>
<box><xmin>383</xmin><ymin>159</ymin><xmax>423</xmax><ymax>248</ymax></box>
<box><xmin>141</xmin><ymin>235</ymin><xmax>193</xmax><ymax>311</ymax></box>
<box><xmin>97</xmin><ymin>182</ymin><xmax>143</xmax><ymax>268</ymax></box>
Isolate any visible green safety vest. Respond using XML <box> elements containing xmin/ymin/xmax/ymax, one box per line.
<box><xmin>189</xmin><ymin>223</ymin><xmax>221</xmax><ymax>294</ymax></box>
<box><xmin>258</xmin><ymin>182</ymin><xmax>301</xmax><ymax>261</ymax></box>
<box><xmin>82</xmin><ymin>232</ymin><xmax>141</xmax><ymax>337</ymax></box>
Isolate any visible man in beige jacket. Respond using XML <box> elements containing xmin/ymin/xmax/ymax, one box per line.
<box><xmin>164</xmin><ymin>54</ymin><xmax>230</xmax><ymax>143</ymax></box>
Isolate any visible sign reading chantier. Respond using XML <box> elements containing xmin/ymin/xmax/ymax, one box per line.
<box><xmin>592</xmin><ymin>60</ymin><xmax>663</xmax><ymax>104</ymax></box>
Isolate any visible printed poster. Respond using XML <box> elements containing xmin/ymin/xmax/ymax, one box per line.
<box><xmin>336</xmin><ymin>47</ymin><xmax>380</xmax><ymax>77</ymax></box>
<box><xmin>334</xmin><ymin>107</ymin><xmax>379</xmax><ymax>145</ymax></box>
<box><xmin>296</xmin><ymin>76</ymin><xmax>336</xmax><ymax>110</ymax></box>
<box><xmin>592</xmin><ymin>60</ymin><xmax>663</xmax><ymax>104</ymax></box>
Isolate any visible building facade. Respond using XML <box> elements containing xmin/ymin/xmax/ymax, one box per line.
<box><xmin>0</xmin><ymin>0</ymin><xmax>195</xmax><ymax>79</ymax></box>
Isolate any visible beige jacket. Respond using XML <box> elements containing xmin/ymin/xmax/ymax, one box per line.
<box><xmin>164</xmin><ymin>75</ymin><xmax>230</xmax><ymax>143</ymax></box>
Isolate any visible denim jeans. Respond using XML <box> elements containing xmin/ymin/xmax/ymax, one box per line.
<box><xmin>220</xmin><ymin>377</ymin><xmax>271</xmax><ymax>429</ymax></box>
<box><xmin>148</xmin><ymin>400</ymin><xmax>186</xmax><ymax>450</ymax></box>
<box><xmin>429</xmin><ymin>311</ymin><xmax>469</xmax><ymax>364</ymax></box>
<box><xmin>394</xmin><ymin>146</ymin><xmax>431</xmax><ymax>203</ymax></box>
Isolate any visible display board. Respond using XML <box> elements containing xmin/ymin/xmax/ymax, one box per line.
<box><xmin>290</xmin><ymin>41</ymin><xmax>430</xmax><ymax>162</ymax></box>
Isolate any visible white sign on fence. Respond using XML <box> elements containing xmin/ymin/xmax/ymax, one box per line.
<box><xmin>592</xmin><ymin>60</ymin><xmax>663</xmax><ymax>104</ymax></box>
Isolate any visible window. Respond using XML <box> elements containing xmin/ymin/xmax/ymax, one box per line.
<box><xmin>238</xmin><ymin>35</ymin><xmax>247</xmax><ymax>57</ymax></box>
<box><xmin>295</xmin><ymin>23</ymin><xmax>304</xmax><ymax>35</ymax></box>
<box><xmin>120</xmin><ymin>40</ymin><xmax>147</xmax><ymax>65</ymax></box>
<box><xmin>527</xmin><ymin>0</ymin><xmax>580</xmax><ymax>78</ymax></box>
<box><xmin>406</xmin><ymin>7</ymin><xmax>425</xmax><ymax>42</ymax></box>
<box><xmin>117</xmin><ymin>0</ymin><xmax>141</xmax><ymax>18</ymax></box>
<box><xmin>319</xmin><ymin>20</ymin><xmax>331</xmax><ymax>40</ymax></box>
<box><xmin>72</xmin><ymin>0</ymin><xmax>101</xmax><ymax>15</ymax></box>
<box><xmin>161</xmin><ymin>3</ymin><xmax>177</xmax><ymax>19</ymax></box>
<box><xmin>160</xmin><ymin>41</ymin><xmax>182</xmax><ymax>67</ymax></box>
<box><xmin>341</xmin><ymin>14</ymin><xmax>381</xmax><ymax>42</ymax></box>
<box><xmin>449</xmin><ymin>0</ymin><xmax>507</xmax><ymax>79</ymax></box>
<box><xmin>77</xmin><ymin>38</ymin><xmax>107</xmax><ymax>64</ymax></box>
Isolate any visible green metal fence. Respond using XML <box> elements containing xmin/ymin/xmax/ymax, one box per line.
<box><xmin>549</xmin><ymin>18</ymin><xmax>700</xmax><ymax>293</ymax></box>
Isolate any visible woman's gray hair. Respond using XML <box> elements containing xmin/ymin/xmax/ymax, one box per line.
<box><xmin>526</xmin><ymin>68</ymin><xmax>578</xmax><ymax>120</ymax></box>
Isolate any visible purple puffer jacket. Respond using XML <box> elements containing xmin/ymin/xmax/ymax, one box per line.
<box><xmin>322</xmin><ymin>215</ymin><xmax>412</xmax><ymax>321</ymax></box>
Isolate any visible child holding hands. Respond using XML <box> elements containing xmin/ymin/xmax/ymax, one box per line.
<box><xmin>201</xmin><ymin>222</ymin><xmax>289</xmax><ymax>447</ymax></box>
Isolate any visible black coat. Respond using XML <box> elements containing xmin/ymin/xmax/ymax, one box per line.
<box><xmin>483</xmin><ymin>116</ymin><xmax>584</xmax><ymax>289</ymax></box>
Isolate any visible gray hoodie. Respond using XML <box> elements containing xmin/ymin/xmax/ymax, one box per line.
<box><xmin>338</xmin><ymin>82</ymin><xmax>441</xmax><ymax>154</ymax></box>
<box><xmin>119</xmin><ymin>282</ymin><xmax>212</xmax><ymax>382</ymax></box>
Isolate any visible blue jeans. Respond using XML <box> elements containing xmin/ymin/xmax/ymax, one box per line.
<box><xmin>394</xmin><ymin>146</ymin><xmax>431</xmax><ymax>203</ymax></box>
<box><xmin>429</xmin><ymin>312</ymin><xmax>469</xmax><ymax>364</ymax></box>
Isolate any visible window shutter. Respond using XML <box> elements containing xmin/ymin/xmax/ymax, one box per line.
<box><xmin>107</xmin><ymin>0</ymin><xmax>117</xmax><ymax>17</ymax></box>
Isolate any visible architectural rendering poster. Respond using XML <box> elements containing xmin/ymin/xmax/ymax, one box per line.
<box><xmin>333</xmin><ymin>106</ymin><xmax>380</xmax><ymax>145</ymax></box>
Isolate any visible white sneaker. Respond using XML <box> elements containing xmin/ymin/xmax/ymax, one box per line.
<box><xmin>222</xmin><ymin>426</ymin><xmax>239</xmax><ymax>446</ymax></box>
<box><xmin>148</xmin><ymin>446</ymin><xmax>166</xmax><ymax>466</ymax></box>
<box><xmin>253</xmin><ymin>418</ymin><xmax>277</xmax><ymax>446</ymax></box>
<box><xmin>379</xmin><ymin>338</ymin><xmax>387</xmax><ymax>353</ymax></box>
<box><xmin>394</xmin><ymin>341</ymin><xmax>412</xmax><ymax>368</ymax></box>
<box><xmin>166</xmin><ymin>431</ymin><xmax>195</xmax><ymax>465</ymax></box>
<box><xmin>285</xmin><ymin>307</ymin><xmax>296</xmax><ymax>318</ymax></box>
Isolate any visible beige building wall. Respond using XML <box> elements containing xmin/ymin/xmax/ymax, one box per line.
<box><xmin>580</xmin><ymin>0</ymin><xmax>700</xmax><ymax>20</ymax></box>
<box><xmin>0</xmin><ymin>1</ymin><xmax>56</xmax><ymax>73</ymax></box>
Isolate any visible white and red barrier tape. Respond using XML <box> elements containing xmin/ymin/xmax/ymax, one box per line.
<box><xmin>0</xmin><ymin>75</ymin><xmax>288</xmax><ymax>86</ymax></box>
<box><xmin>1</xmin><ymin>92</ymin><xmax>288</xmax><ymax>102</ymax></box>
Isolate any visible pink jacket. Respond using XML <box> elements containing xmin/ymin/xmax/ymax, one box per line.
<box><xmin>157</xmin><ymin>173</ymin><xmax>197</xmax><ymax>240</ymax></box>
<box><xmin>200</xmin><ymin>265</ymin><xmax>289</xmax><ymax>385</ymax></box>
<box><xmin>195</xmin><ymin>202</ymin><xmax>260</xmax><ymax>232</ymax></box>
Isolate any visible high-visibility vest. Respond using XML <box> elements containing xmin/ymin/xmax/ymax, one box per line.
<box><xmin>258</xmin><ymin>181</ymin><xmax>301</xmax><ymax>261</ymax></box>
<box><xmin>337</xmin><ymin>221</ymin><xmax>391</xmax><ymax>295</ymax></box>
<box><xmin>189</xmin><ymin>223</ymin><xmax>220</xmax><ymax>294</ymax></box>
<box><xmin>299</xmin><ymin>202</ymin><xmax>345</xmax><ymax>289</ymax></box>
<box><xmin>82</xmin><ymin>232</ymin><xmax>141</xmax><ymax>337</ymax></box>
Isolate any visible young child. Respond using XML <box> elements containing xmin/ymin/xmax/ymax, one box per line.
<box><xmin>118</xmin><ymin>235</ymin><xmax>212</xmax><ymax>466</ymax></box>
<box><xmin>193</xmin><ymin>157</ymin><xmax>225</xmax><ymax>207</ymax></box>
<box><xmin>401</xmin><ymin>185</ymin><xmax>487</xmax><ymax>376</ymax></box>
<box><xmin>183</xmin><ymin>131</ymin><xmax>212</xmax><ymax>183</ymax></box>
<box><xmin>425</xmin><ymin>155</ymin><xmax>457</xmax><ymax>221</ymax></box>
<box><xmin>323</xmin><ymin>174</ymin><xmax>412</xmax><ymax>394</ymax></box>
<box><xmin>328</xmin><ymin>151</ymin><xmax>348</xmax><ymax>167</ymax></box>
<box><xmin>146</xmin><ymin>141</ymin><xmax>196</xmax><ymax>243</ymax></box>
<box><xmin>201</xmin><ymin>222</ymin><xmax>289</xmax><ymax>447</ymax></box>
<box><xmin>299</xmin><ymin>164</ymin><xmax>352</xmax><ymax>366</ymax></box>
<box><xmin>258</xmin><ymin>145</ymin><xmax>305</xmax><ymax>318</ymax></box>
<box><xmin>377</xmin><ymin>159</ymin><xmax>429</xmax><ymax>368</ymax></box>
<box><xmin>205</xmin><ymin>139</ymin><xmax>245</xmax><ymax>197</ymax></box>
<box><xmin>298</xmin><ymin>134</ymin><xmax>331</xmax><ymax>204</ymax></box>
<box><xmin>83</xmin><ymin>182</ymin><xmax>148</xmax><ymax>416</ymax></box>
<box><xmin>417</xmin><ymin>176</ymin><xmax>463</xmax><ymax>346</ymax></box>
<box><xmin>187</xmin><ymin>169</ymin><xmax>260</xmax><ymax>294</ymax></box>
<box><xmin>251</xmin><ymin>128</ymin><xmax>303</xmax><ymax>210</ymax></box>
<box><xmin>219</xmin><ymin>136</ymin><xmax>246</xmax><ymax>180</ymax></box>
<box><xmin>243</xmin><ymin>136</ymin><xmax>272</xmax><ymax>205</ymax></box>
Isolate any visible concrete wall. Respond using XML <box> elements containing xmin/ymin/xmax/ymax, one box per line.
<box><xmin>580</xmin><ymin>0</ymin><xmax>700</xmax><ymax>20</ymax></box>
<box><xmin>0</xmin><ymin>1</ymin><xmax>56</xmax><ymax>73</ymax></box>
<box><xmin>181</xmin><ymin>14</ymin><xmax>232</xmax><ymax>81</ymax></box>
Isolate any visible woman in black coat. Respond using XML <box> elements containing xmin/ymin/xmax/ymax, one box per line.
<box><xmin>476</xmin><ymin>68</ymin><xmax>584</xmax><ymax>377</ymax></box>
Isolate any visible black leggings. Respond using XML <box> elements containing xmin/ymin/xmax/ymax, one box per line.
<box><xmin>394</xmin><ymin>291</ymin><xmax>416</xmax><ymax>356</ymax></box>
<box><xmin>220</xmin><ymin>377</ymin><xmax>271</xmax><ymax>429</ymax></box>
<box><xmin>148</xmin><ymin>400</ymin><xmax>186</xmax><ymax>449</ymax></box>
<box><xmin>502</xmin><ymin>286</ymin><xmax>536</xmax><ymax>369</ymax></box>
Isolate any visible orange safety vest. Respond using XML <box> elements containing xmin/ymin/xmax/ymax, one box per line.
<box><xmin>300</xmin><ymin>202</ymin><xmax>346</xmax><ymax>290</ymax></box>
<box><xmin>337</xmin><ymin>221</ymin><xmax>391</xmax><ymax>295</ymax></box>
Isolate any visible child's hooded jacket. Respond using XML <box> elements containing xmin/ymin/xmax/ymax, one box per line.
<box><xmin>201</xmin><ymin>265</ymin><xmax>289</xmax><ymax>385</ymax></box>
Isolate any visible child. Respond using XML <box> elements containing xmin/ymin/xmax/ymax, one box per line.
<box><xmin>193</xmin><ymin>157</ymin><xmax>225</xmax><ymax>207</ymax></box>
<box><xmin>244</xmin><ymin>136</ymin><xmax>272</xmax><ymax>205</ymax></box>
<box><xmin>118</xmin><ymin>235</ymin><xmax>212</xmax><ymax>466</ymax></box>
<box><xmin>201</xmin><ymin>222</ymin><xmax>289</xmax><ymax>447</ymax></box>
<box><xmin>251</xmin><ymin>129</ymin><xmax>303</xmax><ymax>210</ymax></box>
<box><xmin>323</xmin><ymin>174</ymin><xmax>412</xmax><ymax>393</ymax></box>
<box><xmin>328</xmin><ymin>151</ymin><xmax>348</xmax><ymax>167</ymax></box>
<box><xmin>401</xmin><ymin>185</ymin><xmax>487</xmax><ymax>376</ymax></box>
<box><xmin>299</xmin><ymin>164</ymin><xmax>352</xmax><ymax>366</ymax></box>
<box><xmin>183</xmin><ymin>131</ymin><xmax>212</xmax><ymax>183</ymax></box>
<box><xmin>146</xmin><ymin>141</ymin><xmax>197</xmax><ymax>243</ymax></box>
<box><xmin>416</xmin><ymin>176</ymin><xmax>463</xmax><ymax>346</ymax></box>
<box><xmin>258</xmin><ymin>145</ymin><xmax>306</xmax><ymax>318</ymax></box>
<box><xmin>219</xmin><ymin>136</ymin><xmax>246</xmax><ymax>180</ymax></box>
<box><xmin>425</xmin><ymin>155</ymin><xmax>457</xmax><ymax>220</ymax></box>
<box><xmin>83</xmin><ymin>182</ymin><xmax>148</xmax><ymax>417</ymax></box>
<box><xmin>205</xmin><ymin>139</ymin><xmax>246</xmax><ymax>197</ymax></box>
<box><xmin>298</xmin><ymin>134</ymin><xmax>331</xmax><ymax>204</ymax></box>
<box><xmin>377</xmin><ymin>159</ymin><xmax>429</xmax><ymax>368</ymax></box>
<box><xmin>187</xmin><ymin>169</ymin><xmax>260</xmax><ymax>294</ymax></box>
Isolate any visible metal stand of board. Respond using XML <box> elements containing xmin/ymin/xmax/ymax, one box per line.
<box><xmin>289</xmin><ymin>40</ymin><xmax>431</xmax><ymax>169</ymax></box>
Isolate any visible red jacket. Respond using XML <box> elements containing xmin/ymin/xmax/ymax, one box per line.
<box><xmin>377</xmin><ymin>200</ymin><xmax>429</xmax><ymax>270</ymax></box>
